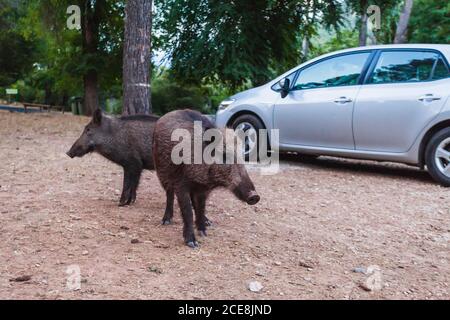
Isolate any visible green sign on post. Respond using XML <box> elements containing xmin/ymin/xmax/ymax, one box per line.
<box><xmin>6</xmin><ymin>89</ymin><xmax>18</xmax><ymax>95</ymax></box>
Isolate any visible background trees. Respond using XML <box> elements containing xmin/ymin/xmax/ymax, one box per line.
<box><xmin>155</xmin><ymin>0</ymin><xmax>343</xmax><ymax>90</ymax></box>
<box><xmin>0</xmin><ymin>0</ymin><xmax>448</xmax><ymax>115</ymax></box>
<box><xmin>345</xmin><ymin>0</ymin><xmax>398</xmax><ymax>46</ymax></box>
<box><xmin>0</xmin><ymin>0</ymin><xmax>36</xmax><ymax>87</ymax></box>
<box><xmin>13</xmin><ymin>0</ymin><xmax>124</xmax><ymax>114</ymax></box>
<box><xmin>409</xmin><ymin>0</ymin><xmax>449</xmax><ymax>44</ymax></box>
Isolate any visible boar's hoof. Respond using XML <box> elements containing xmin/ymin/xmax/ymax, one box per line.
<box><xmin>186</xmin><ymin>241</ymin><xmax>199</xmax><ymax>249</ymax></box>
<box><xmin>118</xmin><ymin>200</ymin><xmax>132</xmax><ymax>207</ymax></box>
<box><xmin>198</xmin><ymin>230</ymin><xmax>207</xmax><ymax>237</ymax></box>
<box><xmin>162</xmin><ymin>219</ymin><xmax>172</xmax><ymax>225</ymax></box>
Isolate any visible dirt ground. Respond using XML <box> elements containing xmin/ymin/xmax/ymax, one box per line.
<box><xmin>0</xmin><ymin>111</ymin><xmax>448</xmax><ymax>300</ymax></box>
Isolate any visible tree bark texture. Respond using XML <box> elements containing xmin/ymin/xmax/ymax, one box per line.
<box><xmin>394</xmin><ymin>0</ymin><xmax>414</xmax><ymax>44</ymax></box>
<box><xmin>122</xmin><ymin>0</ymin><xmax>153</xmax><ymax>115</ymax></box>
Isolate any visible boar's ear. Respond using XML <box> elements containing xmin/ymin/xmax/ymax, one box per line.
<box><xmin>93</xmin><ymin>108</ymin><xmax>102</xmax><ymax>124</ymax></box>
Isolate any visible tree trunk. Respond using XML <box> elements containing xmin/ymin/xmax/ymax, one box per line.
<box><xmin>83</xmin><ymin>70</ymin><xmax>99</xmax><ymax>116</ymax></box>
<box><xmin>394</xmin><ymin>0</ymin><xmax>414</xmax><ymax>44</ymax></box>
<box><xmin>62</xmin><ymin>93</ymin><xmax>69</xmax><ymax>109</ymax></box>
<box><xmin>81</xmin><ymin>0</ymin><xmax>101</xmax><ymax>116</ymax></box>
<box><xmin>302</xmin><ymin>37</ymin><xmax>309</xmax><ymax>58</ymax></box>
<box><xmin>44</xmin><ymin>83</ymin><xmax>52</xmax><ymax>105</ymax></box>
<box><xmin>301</xmin><ymin>2</ymin><xmax>315</xmax><ymax>60</ymax></box>
<box><xmin>122</xmin><ymin>0</ymin><xmax>153</xmax><ymax>115</ymax></box>
<box><xmin>359</xmin><ymin>0</ymin><xmax>368</xmax><ymax>46</ymax></box>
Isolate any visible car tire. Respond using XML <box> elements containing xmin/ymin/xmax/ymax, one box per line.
<box><xmin>230</xmin><ymin>114</ymin><xmax>265</xmax><ymax>161</ymax></box>
<box><xmin>425</xmin><ymin>127</ymin><xmax>450</xmax><ymax>187</ymax></box>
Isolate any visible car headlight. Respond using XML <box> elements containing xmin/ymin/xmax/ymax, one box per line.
<box><xmin>218</xmin><ymin>99</ymin><xmax>235</xmax><ymax>110</ymax></box>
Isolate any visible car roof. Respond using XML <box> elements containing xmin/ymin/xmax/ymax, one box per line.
<box><xmin>271</xmin><ymin>44</ymin><xmax>450</xmax><ymax>85</ymax></box>
<box><xmin>331</xmin><ymin>43</ymin><xmax>450</xmax><ymax>56</ymax></box>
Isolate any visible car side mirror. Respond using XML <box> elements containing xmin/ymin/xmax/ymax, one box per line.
<box><xmin>279</xmin><ymin>78</ymin><xmax>290</xmax><ymax>98</ymax></box>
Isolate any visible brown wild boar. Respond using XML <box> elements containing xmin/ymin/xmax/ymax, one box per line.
<box><xmin>153</xmin><ymin>109</ymin><xmax>260</xmax><ymax>248</ymax></box>
<box><xmin>66</xmin><ymin>109</ymin><xmax>174</xmax><ymax>217</ymax></box>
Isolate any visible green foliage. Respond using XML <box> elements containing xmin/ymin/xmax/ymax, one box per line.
<box><xmin>13</xmin><ymin>80</ymin><xmax>44</xmax><ymax>103</ymax></box>
<box><xmin>151</xmin><ymin>72</ymin><xmax>209</xmax><ymax>115</ymax></box>
<box><xmin>1</xmin><ymin>0</ymin><xmax>449</xmax><ymax>111</ymax></box>
<box><xmin>155</xmin><ymin>0</ymin><xmax>344</xmax><ymax>89</ymax></box>
<box><xmin>372</xmin><ymin>1</ymin><xmax>403</xmax><ymax>44</ymax></box>
<box><xmin>310</xmin><ymin>30</ymin><xmax>359</xmax><ymax>58</ymax></box>
<box><xmin>344</xmin><ymin>0</ymin><xmax>398</xmax><ymax>44</ymax></box>
<box><xmin>0</xmin><ymin>0</ymin><xmax>36</xmax><ymax>87</ymax></box>
<box><xmin>15</xmin><ymin>0</ymin><xmax>125</xmax><ymax>105</ymax></box>
<box><xmin>105</xmin><ymin>97</ymin><xmax>123</xmax><ymax>114</ymax></box>
<box><xmin>409</xmin><ymin>0</ymin><xmax>450</xmax><ymax>44</ymax></box>
<box><xmin>345</xmin><ymin>0</ymin><xmax>398</xmax><ymax>19</ymax></box>
<box><xmin>108</xmin><ymin>68</ymin><xmax>227</xmax><ymax>116</ymax></box>
<box><xmin>202</xmin><ymin>83</ymin><xmax>232</xmax><ymax>112</ymax></box>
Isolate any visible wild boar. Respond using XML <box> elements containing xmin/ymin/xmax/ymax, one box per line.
<box><xmin>66</xmin><ymin>109</ymin><xmax>174</xmax><ymax>218</ymax></box>
<box><xmin>153</xmin><ymin>109</ymin><xmax>260</xmax><ymax>248</ymax></box>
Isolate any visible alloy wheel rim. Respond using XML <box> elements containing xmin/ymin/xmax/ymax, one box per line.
<box><xmin>235</xmin><ymin>122</ymin><xmax>257</xmax><ymax>156</ymax></box>
<box><xmin>434</xmin><ymin>137</ymin><xmax>450</xmax><ymax>178</ymax></box>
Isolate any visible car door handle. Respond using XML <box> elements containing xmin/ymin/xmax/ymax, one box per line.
<box><xmin>418</xmin><ymin>94</ymin><xmax>441</xmax><ymax>102</ymax></box>
<box><xmin>334</xmin><ymin>97</ymin><xmax>353</xmax><ymax>104</ymax></box>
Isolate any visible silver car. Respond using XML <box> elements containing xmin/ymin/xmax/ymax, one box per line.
<box><xmin>215</xmin><ymin>44</ymin><xmax>450</xmax><ymax>186</ymax></box>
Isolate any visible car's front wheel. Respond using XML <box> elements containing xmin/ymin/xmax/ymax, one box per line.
<box><xmin>230</xmin><ymin>114</ymin><xmax>264</xmax><ymax>161</ymax></box>
<box><xmin>425</xmin><ymin>127</ymin><xmax>450</xmax><ymax>187</ymax></box>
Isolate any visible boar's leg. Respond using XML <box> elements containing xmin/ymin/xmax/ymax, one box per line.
<box><xmin>119</xmin><ymin>168</ymin><xmax>133</xmax><ymax>206</ymax></box>
<box><xmin>129</xmin><ymin>169</ymin><xmax>142</xmax><ymax>204</ymax></box>
<box><xmin>175</xmin><ymin>188</ymin><xmax>198</xmax><ymax>248</ymax></box>
<box><xmin>162</xmin><ymin>189</ymin><xmax>174</xmax><ymax>225</ymax></box>
<box><xmin>119</xmin><ymin>166</ymin><xmax>142</xmax><ymax>206</ymax></box>
<box><xmin>191</xmin><ymin>192</ymin><xmax>208</xmax><ymax>237</ymax></box>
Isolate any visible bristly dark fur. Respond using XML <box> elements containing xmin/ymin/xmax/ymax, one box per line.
<box><xmin>153</xmin><ymin>109</ymin><xmax>259</xmax><ymax>248</ymax></box>
<box><xmin>120</xmin><ymin>114</ymin><xmax>160</xmax><ymax>122</ymax></box>
<box><xmin>67</xmin><ymin>110</ymin><xmax>174</xmax><ymax>212</ymax></box>
<box><xmin>179</xmin><ymin>109</ymin><xmax>216</xmax><ymax>130</ymax></box>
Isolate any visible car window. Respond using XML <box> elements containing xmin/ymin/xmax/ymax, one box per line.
<box><xmin>432</xmin><ymin>57</ymin><xmax>450</xmax><ymax>80</ymax></box>
<box><xmin>292</xmin><ymin>52</ymin><xmax>370</xmax><ymax>90</ymax></box>
<box><xmin>369</xmin><ymin>51</ymin><xmax>439</xmax><ymax>84</ymax></box>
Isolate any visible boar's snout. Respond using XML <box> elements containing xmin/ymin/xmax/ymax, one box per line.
<box><xmin>66</xmin><ymin>148</ymin><xmax>76</xmax><ymax>158</ymax></box>
<box><xmin>246</xmin><ymin>191</ymin><xmax>260</xmax><ymax>205</ymax></box>
<box><xmin>66</xmin><ymin>141</ymin><xmax>92</xmax><ymax>158</ymax></box>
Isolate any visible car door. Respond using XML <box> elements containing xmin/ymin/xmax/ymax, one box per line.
<box><xmin>273</xmin><ymin>51</ymin><xmax>372</xmax><ymax>149</ymax></box>
<box><xmin>353</xmin><ymin>49</ymin><xmax>450</xmax><ymax>153</ymax></box>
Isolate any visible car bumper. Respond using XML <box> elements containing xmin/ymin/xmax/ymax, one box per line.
<box><xmin>214</xmin><ymin>109</ymin><xmax>232</xmax><ymax>128</ymax></box>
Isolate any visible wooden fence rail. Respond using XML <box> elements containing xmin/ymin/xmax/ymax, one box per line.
<box><xmin>22</xmin><ymin>102</ymin><xmax>66</xmax><ymax>114</ymax></box>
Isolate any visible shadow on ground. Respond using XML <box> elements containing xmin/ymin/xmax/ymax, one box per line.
<box><xmin>280</xmin><ymin>153</ymin><xmax>435</xmax><ymax>185</ymax></box>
